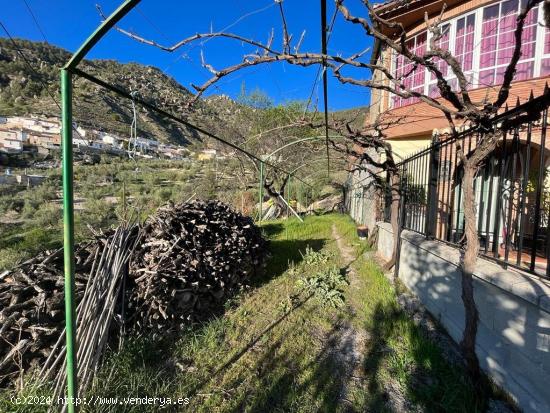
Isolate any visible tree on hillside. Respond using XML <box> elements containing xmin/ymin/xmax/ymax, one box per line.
<box><xmin>102</xmin><ymin>0</ymin><xmax>547</xmax><ymax>391</ymax></box>
<box><xmin>192</xmin><ymin>84</ymin><xmax>344</xmax><ymax>218</ymax></box>
<box><xmin>97</xmin><ymin>1</ymin><xmax>403</xmax><ymax>254</ymax></box>
<box><xmin>229</xmin><ymin>88</ymin><xmax>340</xmax><ymax>218</ymax></box>
<box><xmin>237</xmin><ymin>83</ymin><xmax>274</xmax><ymax>110</ymax></box>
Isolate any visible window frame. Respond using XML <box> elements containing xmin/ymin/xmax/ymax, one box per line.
<box><xmin>390</xmin><ymin>30</ymin><xmax>429</xmax><ymax>108</ymax></box>
<box><xmin>388</xmin><ymin>0</ymin><xmax>545</xmax><ymax>109</ymax></box>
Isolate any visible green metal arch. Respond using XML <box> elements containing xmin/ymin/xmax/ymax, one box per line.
<box><xmin>289</xmin><ymin>157</ymin><xmax>335</xmax><ymax>175</ymax></box>
<box><xmin>60</xmin><ymin>3</ymin><xmax>337</xmax><ymax>408</ymax></box>
<box><xmin>65</xmin><ymin>0</ymin><xmax>141</xmax><ymax>70</ymax></box>
<box><xmin>264</xmin><ymin>134</ymin><xmax>341</xmax><ymax>162</ymax></box>
<box><xmin>61</xmin><ymin>2</ymin><xmax>142</xmax><ymax>411</ymax></box>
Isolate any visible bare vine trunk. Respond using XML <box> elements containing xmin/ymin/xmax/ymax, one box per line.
<box><xmin>263</xmin><ymin>177</ymin><xmax>289</xmax><ymax>218</ymax></box>
<box><xmin>385</xmin><ymin>171</ymin><xmax>401</xmax><ymax>271</ymax></box>
<box><xmin>458</xmin><ymin>133</ymin><xmax>499</xmax><ymax>391</ymax></box>
<box><xmin>459</xmin><ymin>163</ymin><xmax>481</xmax><ymax>384</ymax></box>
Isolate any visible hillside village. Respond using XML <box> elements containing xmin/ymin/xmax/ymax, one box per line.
<box><xmin>0</xmin><ymin>113</ymin><xmax>234</xmax><ymax>168</ymax></box>
<box><xmin>0</xmin><ymin>115</ymin><xmax>196</xmax><ymax>160</ymax></box>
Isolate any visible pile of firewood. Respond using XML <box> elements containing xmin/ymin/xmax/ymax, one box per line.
<box><xmin>128</xmin><ymin>200</ymin><xmax>268</xmax><ymax>331</ymax></box>
<box><xmin>0</xmin><ymin>242</ymin><xmax>98</xmax><ymax>387</ymax></box>
<box><xmin>0</xmin><ymin>200</ymin><xmax>268</xmax><ymax>390</ymax></box>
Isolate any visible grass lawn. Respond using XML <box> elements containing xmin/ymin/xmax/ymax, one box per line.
<box><xmin>1</xmin><ymin>214</ymin><xmax>499</xmax><ymax>412</ymax></box>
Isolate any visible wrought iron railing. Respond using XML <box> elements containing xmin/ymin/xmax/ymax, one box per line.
<box><xmin>387</xmin><ymin>86</ymin><xmax>550</xmax><ymax>278</ymax></box>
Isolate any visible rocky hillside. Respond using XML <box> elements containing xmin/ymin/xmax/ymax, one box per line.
<box><xmin>0</xmin><ymin>38</ymin><xmax>252</xmax><ymax>146</ymax></box>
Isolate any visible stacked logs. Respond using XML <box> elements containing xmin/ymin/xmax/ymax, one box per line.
<box><xmin>0</xmin><ymin>227</ymin><xmax>140</xmax><ymax>391</ymax></box>
<box><xmin>128</xmin><ymin>200</ymin><xmax>268</xmax><ymax>331</ymax></box>
<box><xmin>0</xmin><ymin>242</ymin><xmax>98</xmax><ymax>387</ymax></box>
<box><xmin>0</xmin><ymin>200</ymin><xmax>267</xmax><ymax>389</ymax></box>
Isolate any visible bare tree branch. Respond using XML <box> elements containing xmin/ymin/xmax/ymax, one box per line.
<box><xmin>493</xmin><ymin>0</ymin><xmax>542</xmax><ymax>110</ymax></box>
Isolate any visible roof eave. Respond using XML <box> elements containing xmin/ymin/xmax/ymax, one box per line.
<box><xmin>370</xmin><ymin>38</ymin><xmax>382</xmax><ymax>69</ymax></box>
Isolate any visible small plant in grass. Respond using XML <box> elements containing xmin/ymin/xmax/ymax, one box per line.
<box><xmin>286</xmin><ymin>261</ymin><xmax>299</xmax><ymax>277</ymax></box>
<box><xmin>0</xmin><ymin>196</ymin><xmax>20</xmax><ymax>215</ymax></box>
<box><xmin>297</xmin><ymin>266</ymin><xmax>349</xmax><ymax>308</ymax></box>
<box><xmin>300</xmin><ymin>245</ymin><xmax>331</xmax><ymax>266</ymax></box>
<box><xmin>223</xmin><ymin>293</ymin><xmax>244</xmax><ymax>311</ymax></box>
<box><xmin>0</xmin><ymin>376</ymin><xmax>53</xmax><ymax>413</ymax></box>
<box><xmin>277</xmin><ymin>294</ymin><xmax>301</xmax><ymax>314</ymax></box>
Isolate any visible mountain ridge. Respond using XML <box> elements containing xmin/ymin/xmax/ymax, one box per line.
<box><xmin>0</xmin><ymin>38</ymin><xmax>251</xmax><ymax>146</ymax></box>
<box><xmin>0</xmin><ymin>38</ymin><xmax>369</xmax><ymax>151</ymax></box>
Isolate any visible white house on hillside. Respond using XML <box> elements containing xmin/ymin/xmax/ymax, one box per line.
<box><xmin>99</xmin><ymin>132</ymin><xmax>124</xmax><ymax>149</ymax></box>
<box><xmin>0</xmin><ymin>130</ymin><xmax>27</xmax><ymax>153</ymax></box>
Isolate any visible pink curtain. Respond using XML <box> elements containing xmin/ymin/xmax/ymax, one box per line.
<box><xmin>514</xmin><ymin>62</ymin><xmax>533</xmax><ymax>81</ymax></box>
<box><xmin>455</xmin><ymin>15</ymin><xmax>475</xmax><ymax>72</ymax></box>
<box><xmin>480</xmin><ymin>51</ymin><xmax>496</xmax><ymax>69</ymax></box>
<box><xmin>541</xmin><ymin>59</ymin><xmax>550</xmax><ymax>77</ymax></box>
<box><xmin>393</xmin><ymin>31</ymin><xmax>428</xmax><ymax>107</ymax></box>
<box><xmin>479</xmin><ymin>69</ymin><xmax>495</xmax><ymax>86</ymax></box>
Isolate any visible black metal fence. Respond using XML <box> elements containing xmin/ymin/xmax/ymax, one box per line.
<box><xmin>387</xmin><ymin>88</ymin><xmax>550</xmax><ymax>278</ymax></box>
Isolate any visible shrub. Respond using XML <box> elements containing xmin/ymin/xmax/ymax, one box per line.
<box><xmin>154</xmin><ymin>188</ymin><xmax>173</xmax><ymax>203</ymax></box>
<box><xmin>300</xmin><ymin>245</ymin><xmax>331</xmax><ymax>266</ymax></box>
<box><xmin>32</xmin><ymin>203</ymin><xmax>62</xmax><ymax>228</ymax></box>
<box><xmin>83</xmin><ymin>198</ymin><xmax>116</xmax><ymax>230</ymax></box>
<box><xmin>297</xmin><ymin>266</ymin><xmax>348</xmax><ymax>308</ymax></box>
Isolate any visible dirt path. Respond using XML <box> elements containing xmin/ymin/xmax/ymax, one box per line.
<box><xmin>331</xmin><ymin>225</ymin><xmax>417</xmax><ymax>412</ymax></box>
<box><xmin>331</xmin><ymin>224</ymin><xmax>368</xmax><ymax>410</ymax></box>
<box><xmin>332</xmin><ymin>224</ymin><xmax>357</xmax><ymax>267</ymax></box>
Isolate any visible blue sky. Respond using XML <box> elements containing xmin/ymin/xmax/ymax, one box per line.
<box><xmin>1</xmin><ymin>0</ymin><xmax>375</xmax><ymax>110</ymax></box>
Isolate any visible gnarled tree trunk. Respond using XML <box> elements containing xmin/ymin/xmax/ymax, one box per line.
<box><xmin>385</xmin><ymin>170</ymin><xmax>401</xmax><ymax>271</ymax></box>
<box><xmin>459</xmin><ymin>162</ymin><xmax>481</xmax><ymax>383</ymax></box>
<box><xmin>262</xmin><ymin>175</ymin><xmax>290</xmax><ymax>219</ymax></box>
<box><xmin>458</xmin><ymin>132</ymin><xmax>499</xmax><ymax>392</ymax></box>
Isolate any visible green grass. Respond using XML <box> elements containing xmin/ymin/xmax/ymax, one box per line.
<box><xmin>346</xmin><ymin>258</ymin><xmax>485</xmax><ymax>412</ymax></box>
<box><xmin>0</xmin><ymin>214</ymin><xmax>506</xmax><ymax>412</ymax></box>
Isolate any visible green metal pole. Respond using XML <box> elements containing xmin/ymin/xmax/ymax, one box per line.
<box><xmin>61</xmin><ymin>68</ymin><xmax>78</xmax><ymax>413</ymax></box>
<box><xmin>286</xmin><ymin>175</ymin><xmax>290</xmax><ymax>201</ymax></box>
<box><xmin>259</xmin><ymin>161</ymin><xmax>264</xmax><ymax>222</ymax></box>
<box><xmin>288</xmin><ymin>174</ymin><xmax>292</xmax><ymax>219</ymax></box>
<box><xmin>283</xmin><ymin>175</ymin><xmax>290</xmax><ymax>199</ymax></box>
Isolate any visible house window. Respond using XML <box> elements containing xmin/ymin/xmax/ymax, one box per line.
<box><xmin>392</xmin><ymin>31</ymin><xmax>427</xmax><ymax>108</ymax></box>
<box><xmin>390</xmin><ymin>0</ymin><xmax>542</xmax><ymax>109</ymax></box>
<box><xmin>478</xmin><ymin>0</ymin><xmax>537</xmax><ymax>86</ymax></box>
<box><xmin>542</xmin><ymin>27</ymin><xmax>550</xmax><ymax>76</ymax></box>
<box><xmin>428</xmin><ymin>23</ymin><xmax>452</xmax><ymax>98</ymax></box>
<box><xmin>454</xmin><ymin>13</ymin><xmax>476</xmax><ymax>85</ymax></box>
